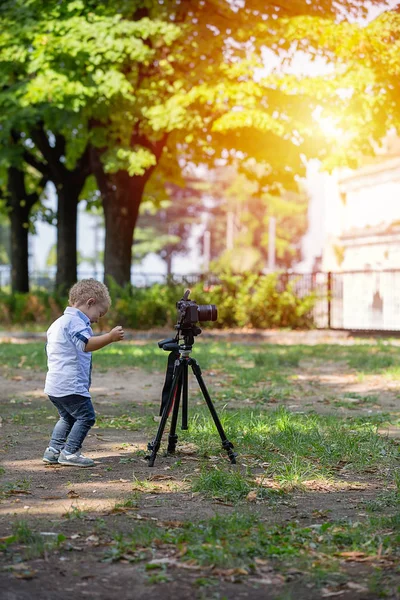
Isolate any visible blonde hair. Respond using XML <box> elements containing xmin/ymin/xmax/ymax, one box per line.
<box><xmin>69</xmin><ymin>279</ymin><xmax>111</xmax><ymax>307</ymax></box>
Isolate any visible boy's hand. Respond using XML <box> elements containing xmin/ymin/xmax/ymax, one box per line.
<box><xmin>110</xmin><ymin>326</ymin><xmax>124</xmax><ymax>342</ymax></box>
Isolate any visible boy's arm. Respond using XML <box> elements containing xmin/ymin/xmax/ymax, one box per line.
<box><xmin>84</xmin><ymin>326</ymin><xmax>124</xmax><ymax>352</ymax></box>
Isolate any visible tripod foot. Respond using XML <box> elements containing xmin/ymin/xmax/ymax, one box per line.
<box><xmin>147</xmin><ymin>440</ymin><xmax>160</xmax><ymax>466</ymax></box>
<box><xmin>167</xmin><ymin>434</ymin><xmax>178</xmax><ymax>454</ymax></box>
<box><xmin>222</xmin><ymin>440</ymin><xmax>237</xmax><ymax>464</ymax></box>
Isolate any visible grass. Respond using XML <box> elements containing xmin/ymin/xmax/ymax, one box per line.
<box><xmin>62</xmin><ymin>506</ymin><xmax>87</xmax><ymax>520</ymax></box>
<box><xmin>104</xmin><ymin>510</ymin><xmax>400</xmax><ymax>573</ymax></box>
<box><xmin>2</xmin><ymin>512</ymin><xmax>398</xmax><ymax>591</ymax></box>
<box><xmin>103</xmin><ymin>523</ymin><xmax>163</xmax><ymax>562</ymax></box>
<box><xmin>113</xmin><ymin>493</ymin><xmax>141</xmax><ymax>512</ymax></box>
<box><xmin>0</xmin><ymin>520</ymin><xmax>65</xmax><ymax>560</ymax></box>
<box><xmin>365</xmin><ymin>473</ymin><xmax>400</xmax><ymax>512</ymax></box>
<box><xmin>2</xmin><ymin>338</ymin><xmax>400</xmax><ymax>379</ymax></box>
<box><xmin>96</xmin><ymin>413</ymin><xmax>146</xmax><ymax>431</ymax></box>
<box><xmin>0</xmin><ymin>478</ymin><xmax>31</xmax><ymax>498</ymax></box>
<box><xmin>192</xmin><ymin>468</ymin><xmax>252</xmax><ymax>502</ymax></box>
<box><xmin>180</xmin><ymin>407</ymin><xmax>399</xmax><ymax>485</ymax></box>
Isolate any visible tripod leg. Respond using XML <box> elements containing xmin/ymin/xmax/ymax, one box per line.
<box><xmin>181</xmin><ymin>360</ymin><xmax>189</xmax><ymax>430</ymax></box>
<box><xmin>147</xmin><ymin>362</ymin><xmax>184</xmax><ymax>467</ymax></box>
<box><xmin>189</xmin><ymin>359</ymin><xmax>237</xmax><ymax>464</ymax></box>
<box><xmin>167</xmin><ymin>377</ymin><xmax>182</xmax><ymax>454</ymax></box>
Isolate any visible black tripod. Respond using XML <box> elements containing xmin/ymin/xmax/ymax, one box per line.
<box><xmin>147</xmin><ymin>330</ymin><xmax>237</xmax><ymax>467</ymax></box>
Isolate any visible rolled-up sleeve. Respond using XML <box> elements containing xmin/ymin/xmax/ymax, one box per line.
<box><xmin>69</xmin><ymin>319</ymin><xmax>92</xmax><ymax>351</ymax></box>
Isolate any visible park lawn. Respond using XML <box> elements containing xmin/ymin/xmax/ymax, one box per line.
<box><xmin>0</xmin><ymin>338</ymin><xmax>399</xmax><ymax>598</ymax></box>
<box><xmin>2</xmin><ymin>337</ymin><xmax>400</xmax><ymax>377</ymax></box>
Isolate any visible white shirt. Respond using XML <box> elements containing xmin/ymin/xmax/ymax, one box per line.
<box><xmin>44</xmin><ymin>307</ymin><xmax>93</xmax><ymax>398</ymax></box>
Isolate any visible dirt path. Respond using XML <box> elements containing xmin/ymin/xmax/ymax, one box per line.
<box><xmin>1</xmin><ymin>345</ymin><xmax>399</xmax><ymax>599</ymax></box>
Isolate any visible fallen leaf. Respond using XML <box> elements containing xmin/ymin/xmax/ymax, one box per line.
<box><xmin>337</xmin><ymin>551</ymin><xmax>369</xmax><ymax>562</ymax></box>
<box><xmin>212</xmin><ymin>567</ymin><xmax>249</xmax><ymax>577</ymax></box>
<box><xmin>254</xmin><ymin>558</ymin><xmax>271</xmax><ymax>567</ymax></box>
<box><xmin>159</xmin><ymin>520</ymin><xmax>184</xmax><ymax>528</ymax></box>
<box><xmin>85</xmin><ymin>535</ymin><xmax>99</xmax><ymax>545</ymax></box>
<box><xmin>321</xmin><ymin>589</ymin><xmax>345</xmax><ymax>598</ymax></box>
<box><xmin>67</xmin><ymin>490</ymin><xmax>80</xmax><ymax>498</ymax></box>
<box><xmin>41</xmin><ymin>496</ymin><xmax>64</xmax><ymax>500</ymax></box>
<box><xmin>177</xmin><ymin>443</ymin><xmax>197</xmax><ymax>455</ymax></box>
<box><xmin>345</xmin><ymin>582</ymin><xmax>368</xmax><ymax>592</ymax></box>
<box><xmin>212</xmin><ymin>500</ymin><xmax>234</xmax><ymax>506</ymax></box>
<box><xmin>147</xmin><ymin>558</ymin><xmax>202</xmax><ymax>571</ymax></box>
<box><xmin>9</xmin><ymin>563</ymin><xmax>37</xmax><ymax>580</ymax></box>
<box><xmin>18</xmin><ymin>356</ymin><xmax>27</xmax><ymax>368</ymax></box>
<box><xmin>246</xmin><ymin>490</ymin><xmax>258</xmax><ymax>502</ymax></box>
<box><xmin>148</xmin><ymin>474</ymin><xmax>177</xmax><ymax>482</ymax></box>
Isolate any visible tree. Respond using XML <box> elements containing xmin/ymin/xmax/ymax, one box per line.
<box><xmin>0</xmin><ymin>133</ymin><xmax>48</xmax><ymax>292</ymax></box>
<box><xmin>202</xmin><ymin>166</ymin><xmax>308</xmax><ymax>272</ymax></box>
<box><xmin>263</xmin><ymin>4</ymin><xmax>398</xmax><ymax>170</ymax></box>
<box><xmin>135</xmin><ymin>177</ymin><xmax>205</xmax><ymax>275</ymax></box>
<box><xmin>0</xmin><ymin>0</ymin><xmax>388</xmax><ymax>287</ymax></box>
<box><xmin>0</xmin><ymin>3</ymin><xmax>93</xmax><ymax>291</ymax></box>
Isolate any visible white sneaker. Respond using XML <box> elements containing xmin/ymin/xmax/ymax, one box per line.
<box><xmin>43</xmin><ymin>446</ymin><xmax>60</xmax><ymax>464</ymax></box>
<box><xmin>58</xmin><ymin>449</ymin><xmax>95</xmax><ymax>467</ymax></box>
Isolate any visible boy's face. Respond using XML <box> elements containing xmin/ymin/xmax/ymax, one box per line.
<box><xmin>76</xmin><ymin>299</ymin><xmax>109</xmax><ymax>323</ymax></box>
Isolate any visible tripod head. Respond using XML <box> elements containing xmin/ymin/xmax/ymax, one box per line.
<box><xmin>158</xmin><ymin>324</ymin><xmax>201</xmax><ymax>353</ymax></box>
<box><xmin>158</xmin><ymin>288</ymin><xmax>216</xmax><ymax>353</ymax></box>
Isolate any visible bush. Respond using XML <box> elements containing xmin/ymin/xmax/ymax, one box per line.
<box><xmin>0</xmin><ymin>274</ymin><xmax>317</xmax><ymax>329</ymax></box>
<box><xmin>191</xmin><ymin>272</ymin><xmax>317</xmax><ymax>329</ymax></box>
<box><xmin>0</xmin><ymin>291</ymin><xmax>66</xmax><ymax>326</ymax></box>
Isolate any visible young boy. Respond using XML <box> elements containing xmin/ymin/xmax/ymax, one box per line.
<box><xmin>43</xmin><ymin>279</ymin><xmax>124</xmax><ymax>467</ymax></box>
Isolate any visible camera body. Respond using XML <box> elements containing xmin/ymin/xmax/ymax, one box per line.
<box><xmin>176</xmin><ymin>290</ymin><xmax>217</xmax><ymax>329</ymax></box>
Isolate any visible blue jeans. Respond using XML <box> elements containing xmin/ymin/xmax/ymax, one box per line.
<box><xmin>48</xmin><ymin>395</ymin><xmax>96</xmax><ymax>454</ymax></box>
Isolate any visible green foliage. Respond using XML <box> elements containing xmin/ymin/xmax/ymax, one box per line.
<box><xmin>267</xmin><ymin>8</ymin><xmax>400</xmax><ymax>172</ymax></box>
<box><xmin>0</xmin><ymin>0</ymin><xmax>389</xmax><ymax>290</ymax></box>
<box><xmin>105</xmin><ymin>280</ymin><xmax>182</xmax><ymax>328</ymax></box>
<box><xmin>0</xmin><ymin>276</ymin><xmax>316</xmax><ymax>329</ymax></box>
<box><xmin>0</xmin><ymin>290</ymin><xmax>65</xmax><ymax>324</ymax></box>
<box><xmin>191</xmin><ymin>273</ymin><xmax>317</xmax><ymax>329</ymax></box>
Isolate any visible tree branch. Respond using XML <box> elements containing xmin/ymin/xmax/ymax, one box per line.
<box><xmin>30</xmin><ymin>123</ymin><xmax>67</xmax><ymax>183</ymax></box>
<box><xmin>22</xmin><ymin>150</ymin><xmax>49</xmax><ymax>177</ymax></box>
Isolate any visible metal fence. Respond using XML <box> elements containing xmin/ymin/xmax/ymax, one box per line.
<box><xmin>275</xmin><ymin>270</ymin><xmax>400</xmax><ymax>333</ymax></box>
<box><xmin>1</xmin><ymin>266</ymin><xmax>399</xmax><ymax>332</ymax></box>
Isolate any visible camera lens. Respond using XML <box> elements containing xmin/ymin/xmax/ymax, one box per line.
<box><xmin>197</xmin><ymin>304</ymin><xmax>218</xmax><ymax>322</ymax></box>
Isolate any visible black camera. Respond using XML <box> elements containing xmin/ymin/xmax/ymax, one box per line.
<box><xmin>176</xmin><ymin>289</ymin><xmax>217</xmax><ymax>328</ymax></box>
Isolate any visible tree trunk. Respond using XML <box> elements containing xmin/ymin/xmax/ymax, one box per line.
<box><xmin>101</xmin><ymin>171</ymin><xmax>144</xmax><ymax>287</ymax></box>
<box><xmin>165</xmin><ymin>253</ymin><xmax>173</xmax><ymax>277</ymax></box>
<box><xmin>90</xmin><ymin>136</ymin><xmax>167</xmax><ymax>288</ymax></box>
<box><xmin>55</xmin><ymin>186</ymin><xmax>80</xmax><ymax>292</ymax></box>
<box><xmin>7</xmin><ymin>166</ymin><xmax>36</xmax><ymax>293</ymax></box>
<box><xmin>28</xmin><ymin>127</ymin><xmax>90</xmax><ymax>294</ymax></box>
<box><xmin>10</xmin><ymin>204</ymin><xmax>30</xmax><ymax>293</ymax></box>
